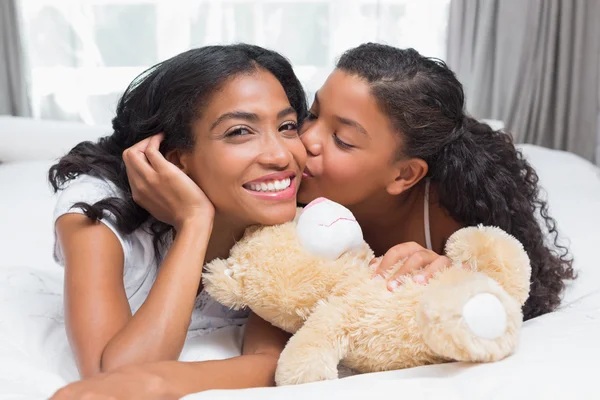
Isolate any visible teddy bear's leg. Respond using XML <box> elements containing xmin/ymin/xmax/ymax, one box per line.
<box><xmin>417</xmin><ymin>268</ymin><xmax>523</xmax><ymax>363</ymax></box>
<box><xmin>275</xmin><ymin>300</ymin><xmax>349</xmax><ymax>386</ymax></box>
<box><xmin>445</xmin><ymin>225</ymin><xmax>532</xmax><ymax>305</ymax></box>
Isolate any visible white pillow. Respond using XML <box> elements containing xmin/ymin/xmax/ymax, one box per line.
<box><xmin>517</xmin><ymin>144</ymin><xmax>600</xmax><ymax>304</ymax></box>
<box><xmin>0</xmin><ymin>160</ymin><xmax>59</xmax><ymax>272</ymax></box>
<box><xmin>0</xmin><ymin>116</ymin><xmax>110</xmax><ymax>163</ymax></box>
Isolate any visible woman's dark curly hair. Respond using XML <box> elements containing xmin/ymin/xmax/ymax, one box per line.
<box><xmin>49</xmin><ymin>44</ymin><xmax>308</xmax><ymax>257</ymax></box>
<box><xmin>337</xmin><ymin>43</ymin><xmax>575</xmax><ymax>320</ymax></box>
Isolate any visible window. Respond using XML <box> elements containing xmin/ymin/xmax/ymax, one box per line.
<box><xmin>20</xmin><ymin>0</ymin><xmax>450</xmax><ymax>125</ymax></box>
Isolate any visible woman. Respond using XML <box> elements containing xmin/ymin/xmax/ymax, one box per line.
<box><xmin>49</xmin><ymin>43</ymin><xmax>307</xmax><ymax>390</ymax></box>
<box><xmin>52</xmin><ymin>43</ymin><xmax>574</xmax><ymax>399</ymax></box>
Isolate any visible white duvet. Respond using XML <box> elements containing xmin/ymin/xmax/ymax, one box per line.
<box><xmin>1</xmin><ymin>144</ymin><xmax>599</xmax><ymax>400</ymax></box>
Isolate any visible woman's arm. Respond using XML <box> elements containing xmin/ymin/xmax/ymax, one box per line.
<box><xmin>57</xmin><ymin>212</ymin><xmax>212</xmax><ymax>377</ymax></box>
<box><xmin>97</xmin><ymin>133</ymin><xmax>217</xmax><ymax>372</ymax></box>
<box><xmin>58</xmin><ymin>213</ymin><xmax>129</xmax><ymax>378</ymax></box>
<box><xmin>59</xmin><ymin>134</ymin><xmax>217</xmax><ymax>376</ymax></box>
<box><xmin>140</xmin><ymin>313</ymin><xmax>291</xmax><ymax>395</ymax></box>
<box><xmin>50</xmin><ymin>313</ymin><xmax>291</xmax><ymax>399</ymax></box>
<box><xmin>100</xmin><ymin>216</ymin><xmax>212</xmax><ymax>371</ymax></box>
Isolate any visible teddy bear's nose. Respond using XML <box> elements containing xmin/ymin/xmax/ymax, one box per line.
<box><xmin>304</xmin><ymin>197</ymin><xmax>328</xmax><ymax>210</ymax></box>
<box><xmin>297</xmin><ymin>198</ymin><xmax>364</xmax><ymax>260</ymax></box>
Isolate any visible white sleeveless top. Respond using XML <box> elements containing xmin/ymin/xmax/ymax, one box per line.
<box><xmin>52</xmin><ymin>174</ymin><xmax>249</xmax><ymax>335</ymax></box>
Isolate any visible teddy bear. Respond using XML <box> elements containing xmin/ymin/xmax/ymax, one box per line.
<box><xmin>202</xmin><ymin>197</ymin><xmax>531</xmax><ymax>386</ymax></box>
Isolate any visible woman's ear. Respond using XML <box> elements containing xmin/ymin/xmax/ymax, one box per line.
<box><xmin>166</xmin><ymin>149</ymin><xmax>189</xmax><ymax>172</ymax></box>
<box><xmin>386</xmin><ymin>158</ymin><xmax>428</xmax><ymax>196</ymax></box>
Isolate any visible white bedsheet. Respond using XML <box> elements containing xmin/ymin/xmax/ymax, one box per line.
<box><xmin>0</xmin><ymin>144</ymin><xmax>599</xmax><ymax>399</ymax></box>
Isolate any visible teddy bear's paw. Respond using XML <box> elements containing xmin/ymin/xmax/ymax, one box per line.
<box><xmin>275</xmin><ymin>355</ymin><xmax>339</xmax><ymax>386</ymax></box>
<box><xmin>417</xmin><ymin>271</ymin><xmax>522</xmax><ymax>363</ymax></box>
<box><xmin>201</xmin><ymin>259</ymin><xmax>245</xmax><ymax>309</ymax></box>
<box><xmin>275</xmin><ymin>337</ymin><xmax>341</xmax><ymax>386</ymax></box>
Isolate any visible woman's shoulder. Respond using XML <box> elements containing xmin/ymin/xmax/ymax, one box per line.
<box><xmin>52</xmin><ymin>174</ymin><xmax>129</xmax><ymax>254</ymax></box>
<box><xmin>52</xmin><ymin>174</ymin><xmax>159</xmax><ymax>302</ymax></box>
<box><xmin>57</xmin><ymin>173</ymin><xmax>121</xmax><ymax>199</ymax></box>
<box><xmin>53</xmin><ymin>175</ymin><xmax>121</xmax><ymax>217</ymax></box>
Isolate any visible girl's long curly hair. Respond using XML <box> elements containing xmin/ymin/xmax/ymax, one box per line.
<box><xmin>338</xmin><ymin>43</ymin><xmax>575</xmax><ymax>320</ymax></box>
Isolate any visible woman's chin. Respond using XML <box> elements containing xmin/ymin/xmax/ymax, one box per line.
<box><xmin>252</xmin><ymin>203</ymin><xmax>298</xmax><ymax>226</ymax></box>
<box><xmin>297</xmin><ymin>187</ymin><xmax>318</xmax><ymax>205</ymax></box>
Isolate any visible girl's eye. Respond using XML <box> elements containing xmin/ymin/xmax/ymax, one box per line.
<box><xmin>225</xmin><ymin>127</ymin><xmax>251</xmax><ymax>137</ymax></box>
<box><xmin>333</xmin><ymin>133</ymin><xmax>354</xmax><ymax>150</ymax></box>
<box><xmin>299</xmin><ymin>112</ymin><xmax>316</xmax><ymax>135</ymax></box>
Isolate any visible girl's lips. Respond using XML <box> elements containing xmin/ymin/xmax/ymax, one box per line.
<box><xmin>302</xmin><ymin>167</ymin><xmax>314</xmax><ymax>179</ymax></box>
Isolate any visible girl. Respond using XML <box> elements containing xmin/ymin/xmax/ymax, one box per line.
<box><xmin>49</xmin><ymin>43</ymin><xmax>307</xmax><ymax>390</ymax></box>
<box><xmin>297</xmin><ymin>43</ymin><xmax>574</xmax><ymax>320</ymax></box>
<box><xmin>52</xmin><ymin>43</ymin><xmax>574</xmax><ymax>399</ymax></box>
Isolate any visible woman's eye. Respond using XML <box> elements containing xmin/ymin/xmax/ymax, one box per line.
<box><xmin>333</xmin><ymin>133</ymin><xmax>354</xmax><ymax>150</ymax></box>
<box><xmin>279</xmin><ymin>121</ymin><xmax>298</xmax><ymax>132</ymax></box>
<box><xmin>305</xmin><ymin>111</ymin><xmax>317</xmax><ymax>121</ymax></box>
<box><xmin>225</xmin><ymin>127</ymin><xmax>251</xmax><ymax>137</ymax></box>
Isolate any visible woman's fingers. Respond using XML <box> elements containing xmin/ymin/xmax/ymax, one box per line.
<box><xmin>121</xmin><ymin>133</ymin><xmax>214</xmax><ymax>228</ymax></box>
<box><xmin>122</xmin><ymin>134</ymin><xmax>165</xmax><ymax>207</ymax></box>
<box><xmin>142</xmin><ymin>134</ymin><xmax>171</xmax><ymax>171</ymax></box>
<box><xmin>123</xmin><ymin>141</ymin><xmax>156</xmax><ymax>178</ymax></box>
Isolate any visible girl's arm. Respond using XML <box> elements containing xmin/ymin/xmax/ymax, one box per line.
<box><xmin>57</xmin><ymin>212</ymin><xmax>212</xmax><ymax>377</ymax></box>
<box><xmin>50</xmin><ymin>313</ymin><xmax>291</xmax><ymax>399</ymax></box>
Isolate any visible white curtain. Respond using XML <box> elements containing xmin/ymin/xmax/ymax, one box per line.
<box><xmin>1</xmin><ymin>0</ymin><xmax>31</xmax><ymax>116</ymax></box>
<box><xmin>597</xmin><ymin>63</ymin><xmax>600</xmax><ymax>163</ymax></box>
<box><xmin>18</xmin><ymin>0</ymin><xmax>450</xmax><ymax>126</ymax></box>
<box><xmin>447</xmin><ymin>0</ymin><xmax>600</xmax><ymax>164</ymax></box>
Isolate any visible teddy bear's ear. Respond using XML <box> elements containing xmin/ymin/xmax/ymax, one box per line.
<box><xmin>202</xmin><ymin>259</ymin><xmax>246</xmax><ymax>310</ymax></box>
<box><xmin>297</xmin><ymin>198</ymin><xmax>364</xmax><ymax>260</ymax></box>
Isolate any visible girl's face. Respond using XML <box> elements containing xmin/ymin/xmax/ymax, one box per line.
<box><xmin>297</xmin><ymin>70</ymin><xmax>401</xmax><ymax>209</ymax></box>
<box><xmin>179</xmin><ymin>69</ymin><xmax>306</xmax><ymax>227</ymax></box>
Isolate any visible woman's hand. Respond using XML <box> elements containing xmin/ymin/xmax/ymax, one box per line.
<box><xmin>370</xmin><ymin>242</ymin><xmax>458</xmax><ymax>291</ymax></box>
<box><xmin>122</xmin><ymin>133</ymin><xmax>214</xmax><ymax>231</ymax></box>
<box><xmin>50</xmin><ymin>366</ymin><xmax>179</xmax><ymax>400</ymax></box>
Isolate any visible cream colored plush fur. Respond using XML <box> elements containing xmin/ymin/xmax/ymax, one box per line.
<box><xmin>203</xmin><ymin>201</ymin><xmax>531</xmax><ymax>386</ymax></box>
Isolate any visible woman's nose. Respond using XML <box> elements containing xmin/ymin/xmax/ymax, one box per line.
<box><xmin>258</xmin><ymin>135</ymin><xmax>291</xmax><ymax>169</ymax></box>
<box><xmin>300</xmin><ymin>126</ymin><xmax>322</xmax><ymax>157</ymax></box>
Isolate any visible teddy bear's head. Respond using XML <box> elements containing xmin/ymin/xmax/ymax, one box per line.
<box><xmin>203</xmin><ymin>198</ymin><xmax>373</xmax><ymax>333</ymax></box>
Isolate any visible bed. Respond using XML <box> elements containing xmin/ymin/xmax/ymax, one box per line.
<box><xmin>1</xmin><ymin>117</ymin><xmax>599</xmax><ymax>399</ymax></box>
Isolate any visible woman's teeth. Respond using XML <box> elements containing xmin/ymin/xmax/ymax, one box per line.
<box><xmin>248</xmin><ymin>178</ymin><xmax>291</xmax><ymax>192</ymax></box>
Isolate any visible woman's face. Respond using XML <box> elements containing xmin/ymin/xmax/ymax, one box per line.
<box><xmin>297</xmin><ymin>69</ymin><xmax>400</xmax><ymax>209</ymax></box>
<box><xmin>182</xmin><ymin>69</ymin><xmax>306</xmax><ymax>227</ymax></box>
